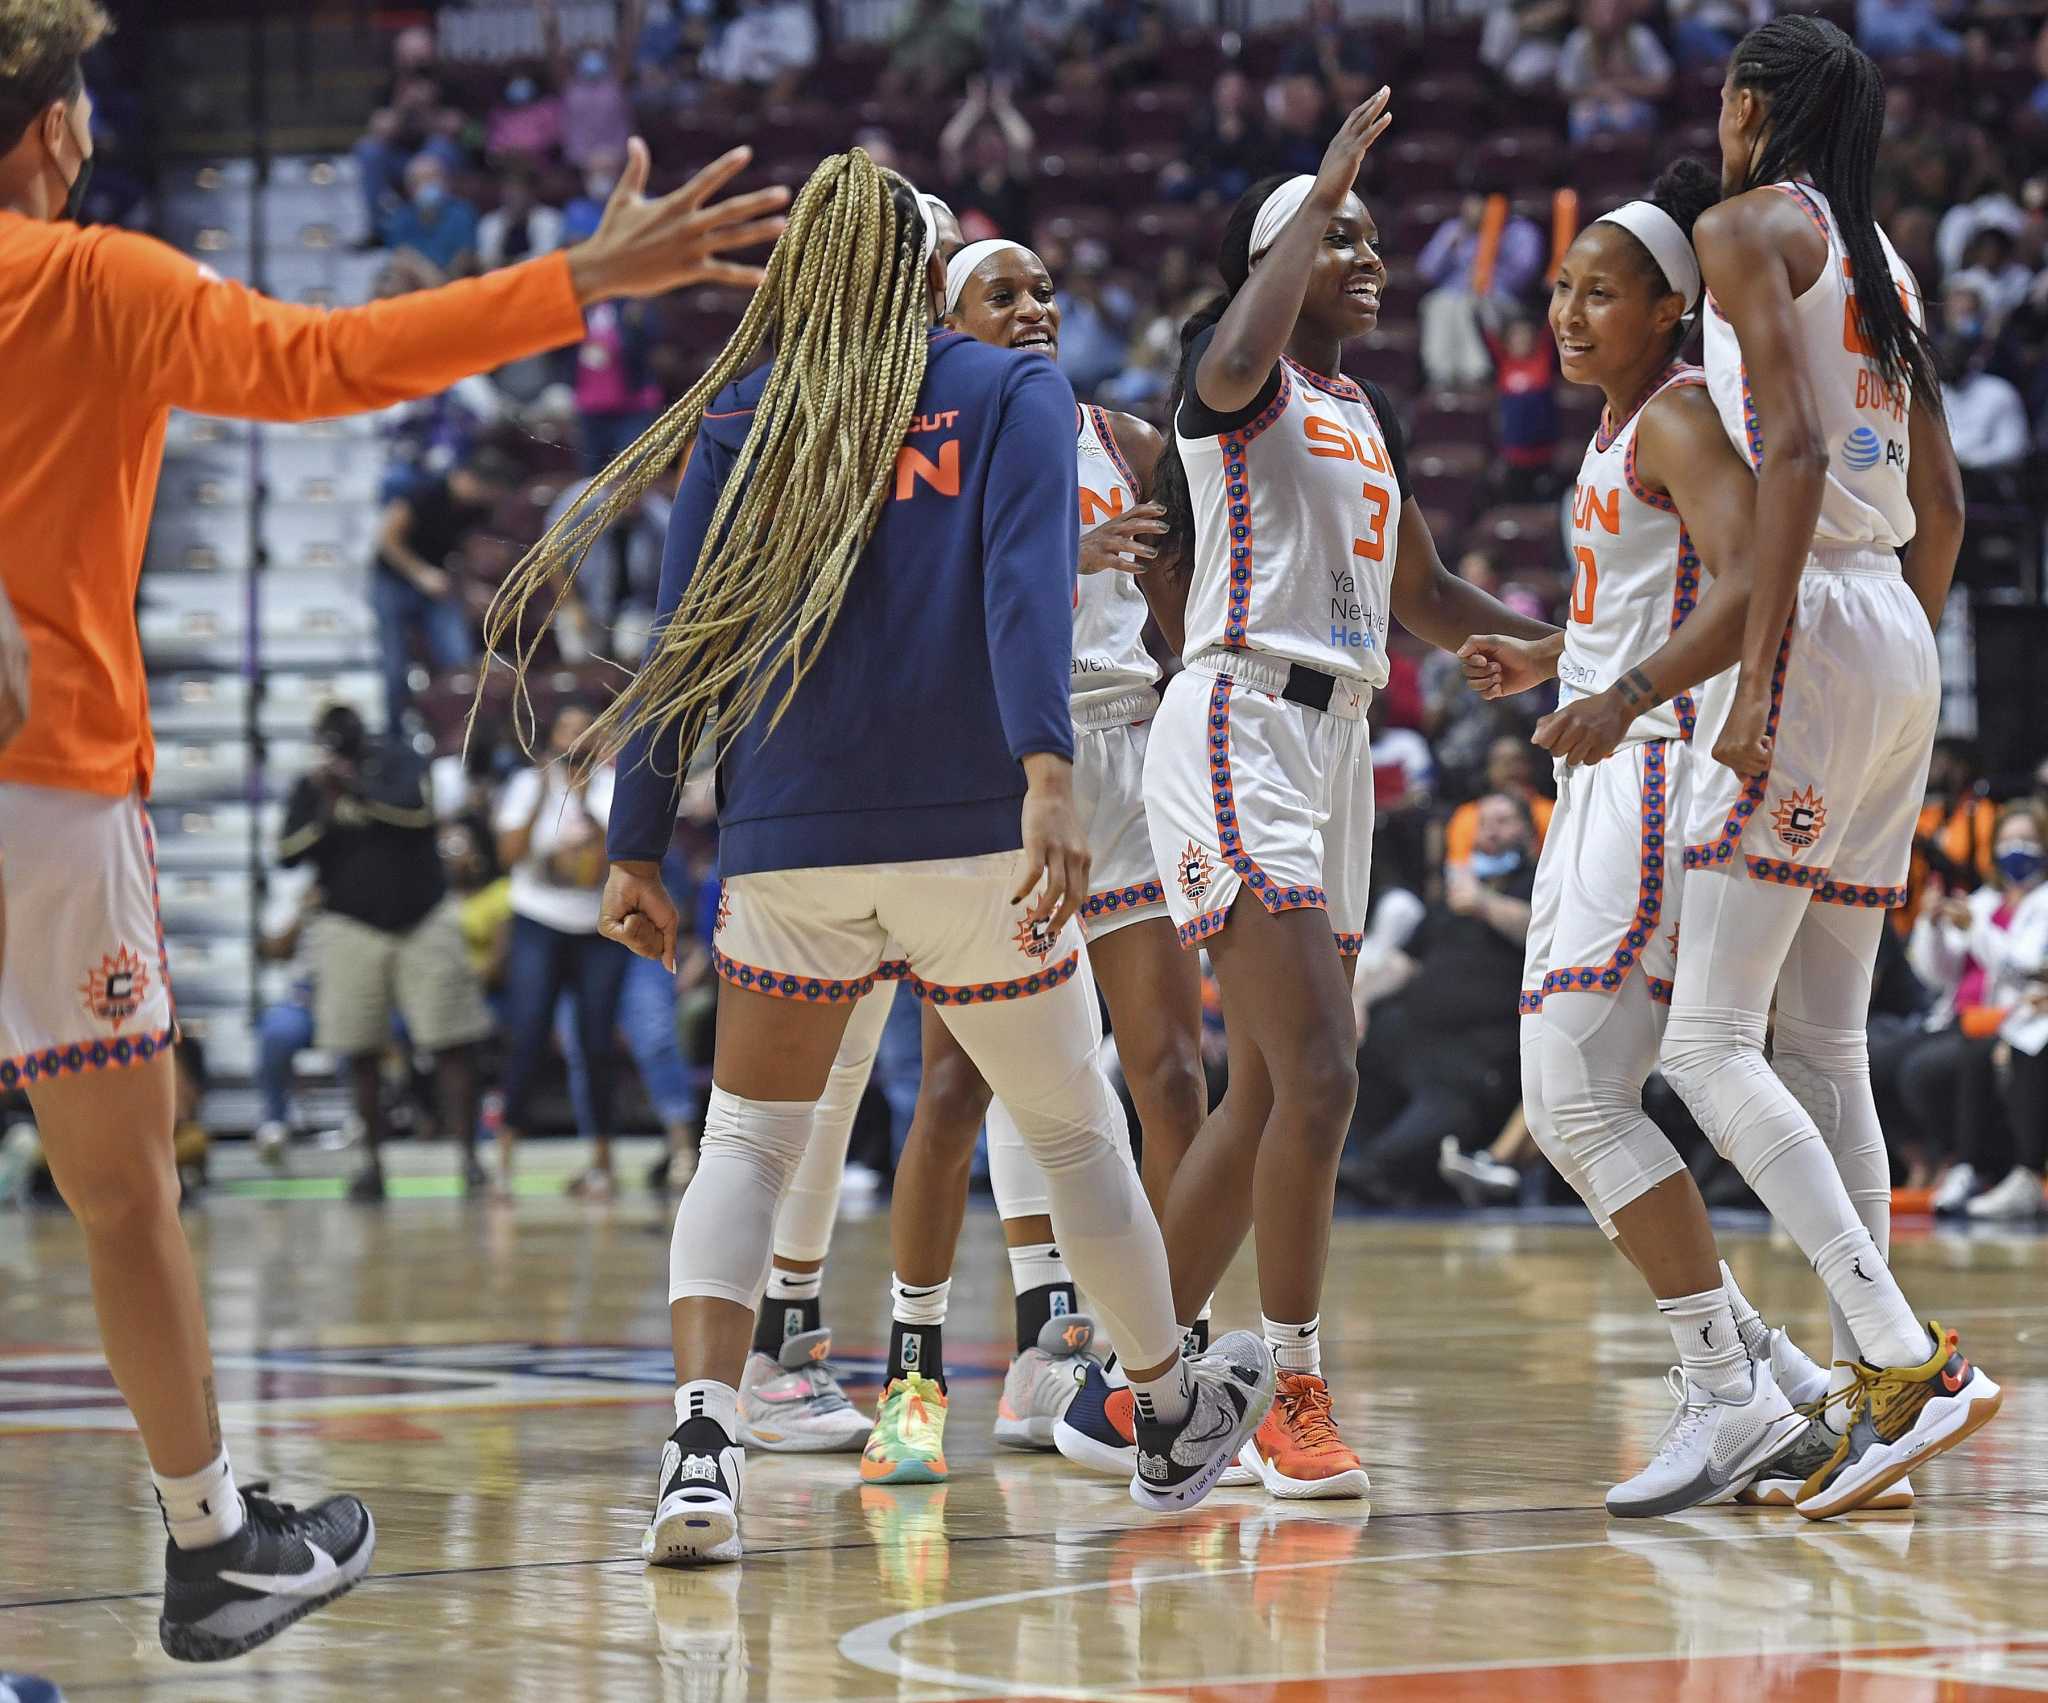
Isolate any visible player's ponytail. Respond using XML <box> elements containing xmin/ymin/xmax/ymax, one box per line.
<box><xmin>1729</xmin><ymin>15</ymin><xmax>1937</xmax><ymax>405</ymax></box>
<box><xmin>1151</xmin><ymin>175</ymin><xmax>1285</xmax><ymax>567</ymax></box>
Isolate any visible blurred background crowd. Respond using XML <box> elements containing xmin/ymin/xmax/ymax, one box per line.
<box><xmin>6</xmin><ymin>0</ymin><xmax>2048</xmax><ymax>1228</ymax></box>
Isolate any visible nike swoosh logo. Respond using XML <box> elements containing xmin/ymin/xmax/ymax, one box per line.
<box><xmin>219</xmin><ymin>1539</ymin><xmax>344</xmax><ymax>1598</ymax></box>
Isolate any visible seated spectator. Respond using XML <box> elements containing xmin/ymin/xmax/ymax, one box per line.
<box><xmin>477</xmin><ymin>168</ymin><xmax>564</xmax><ymax>270</ymax></box>
<box><xmin>1160</xmin><ymin>69</ymin><xmax>1271</xmax><ymax>206</ymax></box>
<box><xmin>1444</xmin><ymin>736</ymin><xmax>1555</xmax><ymax>867</ymax></box>
<box><xmin>1979</xmin><ymin>828</ymin><xmax>2048</xmax><ymax>1221</ymax></box>
<box><xmin>1939</xmin><ymin>299</ymin><xmax>2030</xmax><ymax>474</ymax></box>
<box><xmin>1856</xmin><ymin>0</ymin><xmax>1964</xmax><ymax>64</ymax></box>
<box><xmin>883</xmin><ymin>0</ymin><xmax>985</xmax><ymax>103</ymax></box>
<box><xmin>1937</xmin><ymin>185</ymin><xmax>2023</xmax><ymax>281</ymax></box>
<box><xmin>575</xmin><ymin>298</ymin><xmax>666</xmax><ymax>474</ymax></box>
<box><xmin>380</xmin><ymin>155</ymin><xmax>480</xmax><ymax>276</ymax></box>
<box><xmin>1282</xmin><ymin>0</ymin><xmax>1379</xmax><ymax>111</ymax></box>
<box><xmin>562</xmin><ymin>148</ymin><xmax>621</xmax><ymax>244</ymax></box>
<box><xmin>1666</xmin><ymin>0</ymin><xmax>1746</xmax><ymax>70</ymax></box>
<box><xmin>1906</xmin><ymin>737</ymin><xmax>1998</xmax><ymax>926</ymax></box>
<box><xmin>485</xmin><ymin>73</ymin><xmax>564</xmax><ymax>163</ymax></box>
<box><xmin>1556</xmin><ymin>0</ymin><xmax>1671</xmax><ymax>144</ymax></box>
<box><xmin>1417</xmin><ymin>193</ymin><xmax>1545</xmax><ymax>390</ymax></box>
<box><xmin>1342</xmin><ymin>795</ymin><xmax>1536</xmax><ymax>1203</ymax></box>
<box><xmin>1480</xmin><ymin>0</ymin><xmax>1573</xmax><ymax>93</ymax></box>
<box><xmin>1482</xmin><ymin>304</ymin><xmax>1562</xmax><ymax>503</ymax></box>
<box><xmin>545</xmin><ymin>0</ymin><xmax>637</xmax><ymax>171</ymax></box>
<box><xmin>939</xmin><ymin>79</ymin><xmax>1037</xmax><ymax>241</ymax></box>
<box><xmin>703</xmin><ymin>0</ymin><xmax>819</xmax><ymax>97</ymax></box>
<box><xmin>491</xmin><ymin>706</ymin><xmax>632</xmax><ymax>1199</ymax></box>
<box><xmin>1053</xmin><ymin>240</ymin><xmax>1137</xmax><ymax>395</ymax></box>
<box><xmin>1265</xmin><ymin>74</ymin><xmax>1330</xmax><ymax>179</ymax></box>
<box><xmin>280</xmin><ymin>705</ymin><xmax>494</xmax><ymax>1202</ymax></box>
<box><xmin>1062</xmin><ymin>0</ymin><xmax>1166</xmax><ymax>93</ymax></box>
<box><xmin>371</xmin><ymin>446</ymin><xmax>518</xmax><ymax>729</ymax></box>
<box><xmin>1949</xmin><ymin>226</ymin><xmax>2033</xmax><ymax>329</ymax></box>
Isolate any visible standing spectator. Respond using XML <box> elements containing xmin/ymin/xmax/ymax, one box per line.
<box><xmin>1480</xmin><ymin>0</ymin><xmax>1573</xmax><ymax>92</ymax></box>
<box><xmin>938</xmin><ymin>79</ymin><xmax>1036</xmax><ymax>241</ymax></box>
<box><xmin>1417</xmin><ymin>193</ymin><xmax>1546</xmax><ymax>389</ymax></box>
<box><xmin>379</xmin><ymin>155</ymin><xmax>480</xmax><ymax>275</ymax></box>
<box><xmin>616</xmin><ymin>844</ymin><xmax>706</xmax><ymax>1192</ymax></box>
<box><xmin>1159</xmin><ymin>69</ymin><xmax>1271</xmax><ymax>206</ymax></box>
<box><xmin>280</xmin><ymin>706</ymin><xmax>494</xmax><ymax>1201</ymax></box>
<box><xmin>702</xmin><ymin>0</ymin><xmax>819</xmax><ymax>97</ymax></box>
<box><xmin>1482</xmin><ymin>305</ymin><xmax>1562</xmax><ymax>502</ymax></box>
<box><xmin>485</xmin><ymin>73</ymin><xmax>563</xmax><ymax>164</ymax></box>
<box><xmin>371</xmin><ymin>446</ymin><xmax>517</xmax><ymax>729</ymax></box>
<box><xmin>1856</xmin><ymin>0</ymin><xmax>1965</xmax><ymax>63</ymax></box>
<box><xmin>492</xmin><ymin>707</ymin><xmax>632</xmax><ymax>1198</ymax></box>
<box><xmin>1939</xmin><ymin>299</ymin><xmax>2030</xmax><ymax>474</ymax></box>
<box><xmin>574</xmin><ymin>298</ymin><xmax>665</xmax><ymax>474</ymax></box>
<box><xmin>544</xmin><ymin>0</ymin><xmax>639</xmax><ymax>172</ymax></box>
<box><xmin>1556</xmin><ymin>0</ymin><xmax>1672</xmax><ymax>144</ymax></box>
<box><xmin>252</xmin><ymin>873</ymin><xmax>321</xmax><ymax>1165</ymax></box>
<box><xmin>882</xmin><ymin>0</ymin><xmax>985</xmax><ymax>103</ymax></box>
<box><xmin>1444</xmin><ymin>735</ymin><xmax>1554</xmax><ymax>866</ymax></box>
<box><xmin>476</xmin><ymin>168</ymin><xmax>564</xmax><ymax>270</ymax></box>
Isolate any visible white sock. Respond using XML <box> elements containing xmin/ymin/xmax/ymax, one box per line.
<box><xmin>1657</xmin><ymin>1287</ymin><xmax>1751</xmax><ymax>1403</ymax></box>
<box><xmin>674</xmin><ymin>1378</ymin><xmax>740</xmax><ymax>1438</ymax></box>
<box><xmin>153</xmin><ymin>1450</ymin><xmax>245</xmax><ymax>1551</ymax></box>
<box><xmin>1811</xmin><ymin>1226</ymin><xmax>1931</xmax><ymax>1370</ymax></box>
<box><xmin>1126</xmin><ymin>1356</ymin><xmax>1192</xmax><ymax>1428</ymax></box>
<box><xmin>891</xmin><ymin>1274</ymin><xmax>951</xmax><ymax>1326</ymax></box>
<box><xmin>1822</xmin><ymin>1358</ymin><xmax>1860</xmax><ymax>1434</ymax></box>
<box><xmin>1717</xmin><ymin>1259</ymin><xmax>1772</xmax><ymax>1361</ymax></box>
<box><xmin>1007</xmin><ymin>1241</ymin><xmax>1070</xmax><ymax>1298</ymax></box>
<box><xmin>764</xmin><ymin>1266</ymin><xmax>822</xmax><ymax>1303</ymax></box>
<box><xmin>1265</xmin><ymin>1313</ymin><xmax>1320</xmax><ymax>1376</ymax></box>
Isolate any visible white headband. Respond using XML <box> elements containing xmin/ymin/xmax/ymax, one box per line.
<box><xmin>1596</xmin><ymin>201</ymin><xmax>1701</xmax><ymax>313</ymax></box>
<box><xmin>1249</xmin><ymin>175</ymin><xmax>1319</xmax><ymax>260</ymax></box>
<box><xmin>913</xmin><ymin>191</ymin><xmax>942</xmax><ymax>271</ymax></box>
<box><xmin>945</xmin><ymin>238</ymin><xmax>1035</xmax><ymax>314</ymax></box>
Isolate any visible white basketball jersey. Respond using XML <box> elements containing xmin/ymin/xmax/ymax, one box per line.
<box><xmin>1072</xmin><ymin>404</ymin><xmax>1160</xmax><ymax>716</ymax></box>
<box><xmin>1703</xmin><ymin>182</ymin><xmax>1922</xmax><ymax>551</ymax></box>
<box><xmin>1177</xmin><ymin>356</ymin><xmax>1398</xmax><ymax>687</ymax></box>
<box><xmin>1558</xmin><ymin>363</ymin><xmax>1708</xmax><ymax>747</ymax></box>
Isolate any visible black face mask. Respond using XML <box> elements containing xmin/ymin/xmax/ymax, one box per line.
<box><xmin>62</xmin><ymin>150</ymin><xmax>93</xmax><ymax>222</ymax></box>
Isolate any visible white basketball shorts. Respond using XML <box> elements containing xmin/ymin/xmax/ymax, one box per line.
<box><xmin>1073</xmin><ymin>693</ymin><xmax>1169</xmax><ymax>941</ymax></box>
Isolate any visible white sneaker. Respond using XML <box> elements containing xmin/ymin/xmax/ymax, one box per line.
<box><xmin>736</xmin><ymin>1330</ymin><xmax>870</xmax><ymax>1453</ymax></box>
<box><xmin>1930</xmin><ymin>1162</ymin><xmax>1978</xmax><ymax>1216</ymax></box>
<box><xmin>1218</xmin><ymin>1446</ymin><xmax>1260</xmax><ymax>1487</ymax></box>
<box><xmin>1607</xmin><ymin>1361</ymin><xmax>1805</xmax><ymax>1519</ymax></box>
<box><xmin>1767</xmin><ymin>1327</ymin><xmax>1831</xmax><ymax>1410</ymax></box>
<box><xmin>995</xmin><ymin>1315</ymin><xmax>1095</xmax><ymax>1450</ymax></box>
<box><xmin>643</xmin><ymin>1567</ymin><xmax>746</xmax><ymax>1702</ymax></box>
<box><xmin>254</xmin><ymin>1121</ymin><xmax>289</xmax><ymax>1169</ymax></box>
<box><xmin>1437</xmin><ymin>1135</ymin><xmax>1520</xmax><ymax>1206</ymax></box>
<box><xmin>1964</xmin><ymin>1166</ymin><xmax>2045</xmax><ymax>1221</ymax></box>
<box><xmin>645</xmin><ymin>1425</ymin><xmax>745</xmax><ymax>1567</ymax></box>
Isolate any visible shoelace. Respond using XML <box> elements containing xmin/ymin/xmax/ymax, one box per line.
<box><xmin>238</xmin><ymin>1483</ymin><xmax>299</xmax><ymax>1525</ymax></box>
<box><xmin>1646</xmin><ymin>1368</ymin><xmax>1714</xmax><ymax>1462</ymax></box>
<box><xmin>1279</xmin><ymin>1378</ymin><xmax>1344</xmax><ymax>1451</ymax></box>
<box><xmin>800</xmin><ymin>1359</ymin><xmax>852</xmax><ymax>1411</ymax></box>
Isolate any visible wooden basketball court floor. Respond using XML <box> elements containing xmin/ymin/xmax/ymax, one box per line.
<box><xmin>3</xmin><ymin>1175</ymin><xmax>2045</xmax><ymax>1701</ymax></box>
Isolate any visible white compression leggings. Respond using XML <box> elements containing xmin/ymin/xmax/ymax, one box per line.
<box><xmin>670</xmin><ymin>971</ymin><xmax>1183</xmax><ymax>1372</ymax></box>
<box><xmin>1520</xmin><ymin>977</ymin><xmax>1688</xmax><ymax>1239</ymax></box>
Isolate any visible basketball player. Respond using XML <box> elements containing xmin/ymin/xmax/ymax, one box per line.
<box><xmin>491</xmin><ymin>152</ymin><xmax>1275</xmax><ymax>1565</ymax></box>
<box><xmin>1459</xmin><ymin>164</ymin><xmax>1848</xmax><ymax>1516</ymax></box>
<box><xmin>1130</xmin><ymin>96</ymin><xmax>1559</xmax><ymax>1499</ymax></box>
<box><xmin>1610</xmin><ymin>18</ymin><xmax>1992</xmax><ymax>1519</ymax></box>
<box><xmin>838</xmin><ymin>235</ymin><xmax>1205</xmax><ymax>1485</ymax></box>
<box><xmin>0</xmin><ymin>1</ymin><xmax>785</xmax><ymax>1654</ymax></box>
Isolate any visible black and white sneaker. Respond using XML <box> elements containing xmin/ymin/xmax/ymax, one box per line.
<box><xmin>158</xmin><ymin>1486</ymin><xmax>375</xmax><ymax>1662</ymax></box>
<box><xmin>644</xmin><ymin>1420</ymin><xmax>746</xmax><ymax>1567</ymax></box>
<box><xmin>1128</xmin><ymin>1330</ymin><xmax>1276</xmax><ymax>1513</ymax></box>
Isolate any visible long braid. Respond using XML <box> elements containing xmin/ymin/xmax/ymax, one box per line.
<box><xmin>477</xmin><ymin>148</ymin><xmax>933</xmax><ymax>776</ymax></box>
<box><xmin>1151</xmin><ymin>175</ymin><xmax>1286</xmax><ymax>566</ymax></box>
<box><xmin>1729</xmin><ymin>15</ymin><xmax>1937</xmax><ymax>405</ymax></box>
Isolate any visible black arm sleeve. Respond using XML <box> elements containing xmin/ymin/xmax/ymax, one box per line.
<box><xmin>1174</xmin><ymin>323</ymin><xmax>1284</xmax><ymax>438</ymax></box>
<box><xmin>1359</xmin><ymin>379</ymin><xmax>1413</xmax><ymax>501</ymax></box>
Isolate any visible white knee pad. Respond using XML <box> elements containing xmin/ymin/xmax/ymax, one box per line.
<box><xmin>1661</xmin><ymin>1005</ymin><xmax>1819</xmax><ymax>1176</ymax></box>
<box><xmin>1772</xmin><ymin>1012</ymin><xmax>1889</xmax><ymax>1224</ymax></box>
<box><xmin>1538</xmin><ymin>991</ymin><xmax>1685</xmax><ymax>1225</ymax></box>
<box><xmin>1521</xmin><ymin>1014</ymin><xmax>1616</xmax><ymax>1238</ymax></box>
<box><xmin>670</xmin><ymin>1088</ymin><xmax>817</xmax><ymax>1306</ymax></box>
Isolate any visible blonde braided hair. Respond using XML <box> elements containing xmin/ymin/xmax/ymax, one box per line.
<box><xmin>477</xmin><ymin>148</ymin><xmax>934</xmax><ymax>778</ymax></box>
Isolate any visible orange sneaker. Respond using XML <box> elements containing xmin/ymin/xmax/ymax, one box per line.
<box><xmin>1243</xmin><ymin>1372</ymin><xmax>1370</xmax><ymax>1499</ymax></box>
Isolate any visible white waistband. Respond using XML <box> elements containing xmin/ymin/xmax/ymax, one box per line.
<box><xmin>1805</xmin><ymin>544</ymin><xmax>1901</xmax><ymax>579</ymax></box>
<box><xmin>1073</xmin><ymin>690</ymin><xmax>1158</xmax><ymax>731</ymax></box>
<box><xmin>1184</xmin><ymin>651</ymin><xmax>1371</xmax><ymax>721</ymax></box>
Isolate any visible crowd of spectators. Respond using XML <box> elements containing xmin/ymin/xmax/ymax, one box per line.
<box><xmin>216</xmin><ymin>0</ymin><xmax>2048</xmax><ymax>1214</ymax></box>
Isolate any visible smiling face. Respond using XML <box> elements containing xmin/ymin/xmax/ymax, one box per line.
<box><xmin>1549</xmin><ymin>221</ymin><xmax>1683</xmax><ymax>390</ymax></box>
<box><xmin>950</xmin><ymin>246</ymin><xmax>1061</xmax><ymax>359</ymax></box>
<box><xmin>1290</xmin><ymin>192</ymin><xmax>1385</xmax><ymax>343</ymax></box>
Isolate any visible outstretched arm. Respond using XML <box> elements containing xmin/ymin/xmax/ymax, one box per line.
<box><xmin>1390</xmin><ymin>500</ymin><xmax>1556</xmax><ymax>653</ymax></box>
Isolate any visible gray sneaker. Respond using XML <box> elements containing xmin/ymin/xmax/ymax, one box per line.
<box><xmin>736</xmin><ymin>1330</ymin><xmax>871</xmax><ymax>1453</ymax></box>
<box><xmin>1738</xmin><ymin>1411</ymin><xmax>1913</xmax><ymax>1509</ymax></box>
<box><xmin>1129</xmin><ymin>1330</ymin><xmax>1276</xmax><ymax>1514</ymax></box>
<box><xmin>1606</xmin><ymin>1360</ymin><xmax>1804</xmax><ymax>1519</ymax></box>
<box><xmin>995</xmin><ymin>1314</ymin><xmax>1095</xmax><ymax>1451</ymax></box>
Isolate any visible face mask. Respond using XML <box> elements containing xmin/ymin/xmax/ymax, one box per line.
<box><xmin>1467</xmin><ymin>848</ymin><xmax>1524</xmax><ymax>880</ymax></box>
<box><xmin>413</xmin><ymin>180</ymin><xmax>446</xmax><ymax>212</ymax></box>
<box><xmin>504</xmin><ymin>76</ymin><xmax>536</xmax><ymax>106</ymax></box>
<box><xmin>62</xmin><ymin>150</ymin><xmax>93</xmax><ymax>222</ymax></box>
<box><xmin>585</xmin><ymin>171</ymin><xmax>613</xmax><ymax>202</ymax></box>
<box><xmin>579</xmin><ymin>49</ymin><xmax>608</xmax><ymax>80</ymax></box>
<box><xmin>1997</xmin><ymin>848</ymin><xmax>2046</xmax><ymax>886</ymax></box>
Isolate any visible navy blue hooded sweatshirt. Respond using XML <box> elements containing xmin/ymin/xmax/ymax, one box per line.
<box><xmin>607</xmin><ymin>330</ymin><xmax>1079</xmax><ymax>875</ymax></box>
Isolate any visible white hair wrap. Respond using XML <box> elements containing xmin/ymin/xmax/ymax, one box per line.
<box><xmin>945</xmin><ymin>239</ymin><xmax>1035</xmax><ymax>314</ymax></box>
<box><xmin>1249</xmin><ymin>174</ymin><xmax>1320</xmax><ymax>259</ymax></box>
<box><xmin>1596</xmin><ymin>201</ymin><xmax>1701</xmax><ymax>313</ymax></box>
<box><xmin>913</xmin><ymin>191</ymin><xmax>942</xmax><ymax>270</ymax></box>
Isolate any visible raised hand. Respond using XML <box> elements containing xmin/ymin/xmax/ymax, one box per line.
<box><xmin>567</xmin><ymin>140</ymin><xmax>790</xmax><ymax>305</ymax></box>
<box><xmin>1310</xmin><ymin>88</ymin><xmax>1393</xmax><ymax>212</ymax></box>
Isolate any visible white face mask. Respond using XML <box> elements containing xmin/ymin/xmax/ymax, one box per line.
<box><xmin>586</xmin><ymin>172</ymin><xmax>613</xmax><ymax>202</ymax></box>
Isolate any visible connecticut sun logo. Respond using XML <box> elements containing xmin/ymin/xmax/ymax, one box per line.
<box><xmin>714</xmin><ymin>888</ymin><xmax>731</xmax><ymax>935</ymax></box>
<box><xmin>1177</xmin><ymin>840</ymin><xmax>1214</xmax><ymax>903</ymax></box>
<box><xmin>1013</xmin><ymin>915</ymin><xmax>1056</xmax><ymax>961</ymax></box>
<box><xmin>80</xmin><ymin>945</ymin><xmax>151</xmax><ymax>1031</ymax></box>
<box><xmin>1772</xmin><ymin>785</ymin><xmax>1827</xmax><ymax>851</ymax></box>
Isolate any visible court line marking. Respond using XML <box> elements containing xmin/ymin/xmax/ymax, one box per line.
<box><xmin>837</xmin><ymin>1514</ymin><xmax>2048</xmax><ymax>1702</ymax></box>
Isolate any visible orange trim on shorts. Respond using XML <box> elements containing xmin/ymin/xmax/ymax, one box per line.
<box><xmin>712</xmin><ymin>948</ymin><xmax>878</xmax><ymax>1004</ymax></box>
<box><xmin>906</xmin><ymin>950</ymin><xmax>1081</xmax><ymax>1005</ymax></box>
<box><xmin>0</xmin><ymin>1026</ymin><xmax>177</xmax><ymax>1090</ymax></box>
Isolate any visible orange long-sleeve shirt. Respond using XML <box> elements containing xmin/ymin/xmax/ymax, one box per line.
<box><xmin>0</xmin><ymin>213</ymin><xmax>587</xmax><ymax>797</ymax></box>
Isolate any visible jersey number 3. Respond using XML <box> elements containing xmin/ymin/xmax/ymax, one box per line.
<box><xmin>1570</xmin><ymin>545</ymin><xmax>1598</xmax><ymax>625</ymax></box>
<box><xmin>1305</xmin><ymin>416</ymin><xmax>1393</xmax><ymax>563</ymax></box>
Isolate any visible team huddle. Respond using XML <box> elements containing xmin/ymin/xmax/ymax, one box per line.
<box><xmin>0</xmin><ymin>0</ymin><xmax>2008</xmax><ymax>1665</ymax></box>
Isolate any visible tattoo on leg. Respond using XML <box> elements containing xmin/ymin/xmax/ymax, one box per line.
<box><xmin>203</xmin><ymin>1375</ymin><xmax>221</xmax><ymax>1454</ymax></box>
